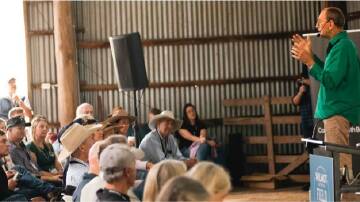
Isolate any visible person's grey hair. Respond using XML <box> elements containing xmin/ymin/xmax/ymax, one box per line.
<box><xmin>100</xmin><ymin>145</ymin><xmax>136</xmax><ymax>183</ymax></box>
<box><xmin>8</xmin><ymin>107</ymin><xmax>24</xmax><ymax>119</ymax></box>
<box><xmin>156</xmin><ymin>176</ymin><xmax>210</xmax><ymax>201</ymax></box>
<box><xmin>98</xmin><ymin>134</ymin><xmax>127</xmax><ymax>158</ymax></box>
<box><xmin>325</xmin><ymin>7</ymin><xmax>345</xmax><ymax>28</ymax></box>
<box><xmin>76</xmin><ymin>103</ymin><xmax>93</xmax><ymax>117</ymax></box>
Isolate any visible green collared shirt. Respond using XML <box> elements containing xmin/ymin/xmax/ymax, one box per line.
<box><xmin>310</xmin><ymin>31</ymin><xmax>360</xmax><ymax>124</ymax></box>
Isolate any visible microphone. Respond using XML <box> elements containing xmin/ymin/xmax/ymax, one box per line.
<box><xmin>316</xmin><ymin>33</ymin><xmax>321</xmax><ymax>37</ymax></box>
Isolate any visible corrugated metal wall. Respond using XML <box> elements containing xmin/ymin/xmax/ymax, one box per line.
<box><xmin>73</xmin><ymin>1</ymin><xmax>320</xmax><ymax>153</ymax></box>
<box><xmin>26</xmin><ymin>1</ymin><xmax>323</xmax><ymax>166</ymax></box>
<box><xmin>26</xmin><ymin>1</ymin><xmax>58</xmax><ymax>127</ymax></box>
<box><xmin>348</xmin><ymin>2</ymin><xmax>360</xmax><ymax>29</ymax></box>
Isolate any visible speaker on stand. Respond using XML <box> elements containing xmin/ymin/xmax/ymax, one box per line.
<box><xmin>109</xmin><ymin>32</ymin><xmax>149</xmax><ymax>146</ymax></box>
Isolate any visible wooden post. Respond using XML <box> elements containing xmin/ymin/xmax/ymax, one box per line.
<box><xmin>263</xmin><ymin>96</ymin><xmax>276</xmax><ymax>175</ymax></box>
<box><xmin>23</xmin><ymin>1</ymin><xmax>33</xmax><ymax>106</ymax></box>
<box><xmin>53</xmin><ymin>1</ymin><xmax>79</xmax><ymax>126</ymax></box>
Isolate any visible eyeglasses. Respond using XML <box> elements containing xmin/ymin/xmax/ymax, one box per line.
<box><xmin>315</xmin><ymin>19</ymin><xmax>329</xmax><ymax>28</ymax></box>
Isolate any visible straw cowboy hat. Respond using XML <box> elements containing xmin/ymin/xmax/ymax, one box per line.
<box><xmin>58</xmin><ymin>123</ymin><xmax>102</xmax><ymax>162</ymax></box>
<box><xmin>102</xmin><ymin>109</ymin><xmax>136</xmax><ymax>128</ymax></box>
<box><xmin>149</xmin><ymin>110</ymin><xmax>182</xmax><ymax>133</ymax></box>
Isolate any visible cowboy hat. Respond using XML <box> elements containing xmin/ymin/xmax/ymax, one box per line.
<box><xmin>58</xmin><ymin>123</ymin><xmax>102</xmax><ymax>162</ymax></box>
<box><xmin>102</xmin><ymin>110</ymin><xmax>136</xmax><ymax>128</ymax></box>
<box><xmin>148</xmin><ymin>110</ymin><xmax>182</xmax><ymax>133</ymax></box>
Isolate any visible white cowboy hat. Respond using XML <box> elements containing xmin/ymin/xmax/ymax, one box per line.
<box><xmin>58</xmin><ymin>123</ymin><xmax>103</xmax><ymax>162</ymax></box>
<box><xmin>148</xmin><ymin>110</ymin><xmax>182</xmax><ymax>133</ymax></box>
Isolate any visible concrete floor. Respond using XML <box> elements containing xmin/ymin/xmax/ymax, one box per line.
<box><xmin>225</xmin><ymin>186</ymin><xmax>309</xmax><ymax>202</ymax></box>
<box><xmin>225</xmin><ymin>186</ymin><xmax>360</xmax><ymax>202</ymax></box>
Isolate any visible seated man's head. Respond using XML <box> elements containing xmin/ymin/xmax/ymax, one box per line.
<box><xmin>104</xmin><ymin>109</ymin><xmax>135</xmax><ymax>136</ymax></box>
<box><xmin>58</xmin><ymin>123</ymin><xmax>103</xmax><ymax>162</ymax></box>
<box><xmin>76</xmin><ymin>103</ymin><xmax>94</xmax><ymax>118</ymax></box>
<box><xmin>149</xmin><ymin>111</ymin><xmax>182</xmax><ymax>137</ymax></box>
<box><xmin>6</xmin><ymin>116</ymin><xmax>27</xmax><ymax>143</ymax></box>
<box><xmin>148</xmin><ymin>108</ymin><xmax>161</xmax><ymax>122</ymax></box>
<box><xmin>8</xmin><ymin>107</ymin><xmax>24</xmax><ymax>119</ymax></box>
<box><xmin>88</xmin><ymin>135</ymin><xmax>128</xmax><ymax>175</ymax></box>
<box><xmin>0</xmin><ymin>130</ymin><xmax>9</xmax><ymax>157</ymax></box>
<box><xmin>99</xmin><ymin>144</ymin><xmax>140</xmax><ymax>190</ymax></box>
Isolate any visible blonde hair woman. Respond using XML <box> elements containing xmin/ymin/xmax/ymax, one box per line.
<box><xmin>156</xmin><ymin>176</ymin><xmax>210</xmax><ymax>201</ymax></box>
<box><xmin>143</xmin><ymin>160</ymin><xmax>187</xmax><ymax>201</ymax></box>
<box><xmin>187</xmin><ymin>162</ymin><xmax>232</xmax><ymax>201</ymax></box>
<box><xmin>27</xmin><ymin>115</ymin><xmax>62</xmax><ymax>174</ymax></box>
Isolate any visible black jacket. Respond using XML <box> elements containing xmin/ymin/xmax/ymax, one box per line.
<box><xmin>96</xmin><ymin>188</ymin><xmax>130</xmax><ymax>202</ymax></box>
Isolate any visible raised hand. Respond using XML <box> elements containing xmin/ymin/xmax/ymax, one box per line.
<box><xmin>291</xmin><ymin>34</ymin><xmax>315</xmax><ymax>67</ymax></box>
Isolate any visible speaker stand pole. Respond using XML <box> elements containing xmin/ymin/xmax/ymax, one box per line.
<box><xmin>133</xmin><ymin>90</ymin><xmax>140</xmax><ymax>147</ymax></box>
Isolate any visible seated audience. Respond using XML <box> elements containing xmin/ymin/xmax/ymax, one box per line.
<box><xmin>72</xmin><ymin>140</ymin><xmax>105</xmax><ymax>202</ymax></box>
<box><xmin>143</xmin><ymin>160</ymin><xmax>187</xmax><ymax>202</ymax></box>
<box><xmin>103</xmin><ymin>109</ymin><xmax>152</xmax><ymax>172</ymax></box>
<box><xmin>80</xmin><ymin>135</ymin><xmax>140</xmax><ymax>202</ymax></box>
<box><xmin>96</xmin><ymin>144</ymin><xmax>143</xmax><ymax>202</ymax></box>
<box><xmin>103</xmin><ymin>109</ymin><xmax>136</xmax><ymax>142</ymax></box>
<box><xmin>76</xmin><ymin>103</ymin><xmax>94</xmax><ymax>118</ymax></box>
<box><xmin>187</xmin><ymin>162</ymin><xmax>231</xmax><ymax>201</ymax></box>
<box><xmin>178</xmin><ymin>103</ymin><xmax>223</xmax><ymax>163</ymax></box>
<box><xmin>7</xmin><ymin>116</ymin><xmax>61</xmax><ymax>182</ymax></box>
<box><xmin>27</xmin><ymin>115</ymin><xmax>62</xmax><ymax>174</ymax></box>
<box><xmin>0</xmin><ymin>131</ymin><xmax>29</xmax><ymax>201</ymax></box>
<box><xmin>156</xmin><ymin>176</ymin><xmax>210</xmax><ymax>201</ymax></box>
<box><xmin>139</xmin><ymin>110</ymin><xmax>196</xmax><ymax>168</ymax></box>
<box><xmin>59</xmin><ymin>122</ymin><xmax>102</xmax><ymax>189</ymax></box>
<box><xmin>138</xmin><ymin>108</ymin><xmax>161</xmax><ymax>144</ymax></box>
<box><xmin>1</xmin><ymin>126</ymin><xmax>59</xmax><ymax>201</ymax></box>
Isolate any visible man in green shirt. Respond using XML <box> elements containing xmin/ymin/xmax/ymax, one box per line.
<box><xmin>291</xmin><ymin>7</ymin><xmax>360</xmax><ymax>180</ymax></box>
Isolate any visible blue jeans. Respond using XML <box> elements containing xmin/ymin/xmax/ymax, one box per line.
<box><xmin>181</xmin><ymin>143</ymin><xmax>226</xmax><ymax>165</ymax></box>
<box><xmin>12</xmin><ymin>165</ymin><xmax>56</xmax><ymax>198</ymax></box>
<box><xmin>3</xmin><ymin>194</ymin><xmax>28</xmax><ymax>201</ymax></box>
<box><xmin>181</xmin><ymin>143</ymin><xmax>210</xmax><ymax>161</ymax></box>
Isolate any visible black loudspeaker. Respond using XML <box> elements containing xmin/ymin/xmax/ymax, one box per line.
<box><xmin>109</xmin><ymin>32</ymin><xmax>149</xmax><ymax>91</ymax></box>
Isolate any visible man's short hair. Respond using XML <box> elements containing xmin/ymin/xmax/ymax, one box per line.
<box><xmin>8</xmin><ymin>107</ymin><xmax>24</xmax><ymax>119</ymax></box>
<box><xmin>76</xmin><ymin>103</ymin><xmax>93</xmax><ymax>117</ymax></box>
<box><xmin>8</xmin><ymin>78</ymin><xmax>16</xmax><ymax>84</ymax></box>
<box><xmin>149</xmin><ymin>108</ymin><xmax>161</xmax><ymax>115</ymax></box>
<box><xmin>325</xmin><ymin>7</ymin><xmax>345</xmax><ymax>28</ymax></box>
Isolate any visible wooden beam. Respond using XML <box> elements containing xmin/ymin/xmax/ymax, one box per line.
<box><xmin>288</xmin><ymin>174</ymin><xmax>310</xmax><ymax>183</ymax></box>
<box><xmin>347</xmin><ymin>11</ymin><xmax>360</xmax><ymax>21</ymax></box>
<box><xmin>78</xmin><ymin>29</ymin><xmax>315</xmax><ymax>49</ymax></box>
<box><xmin>224</xmin><ymin>98</ymin><xmax>263</xmax><ymax>107</ymax></box>
<box><xmin>270</xmin><ymin>96</ymin><xmax>294</xmax><ymax>105</ymax></box>
<box><xmin>241</xmin><ymin>174</ymin><xmax>273</xmax><ymax>182</ymax></box>
<box><xmin>273</xmin><ymin>135</ymin><xmax>302</xmax><ymax>144</ymax></box>
<box><xmin>276</xmin><ymin>152</ymin><xmax>309</xmax><ymax>176</ymax></box>
<box><xmin>247</xmin><ymin>155</ymin><xmax>305</xmax><ymax>164</ymax></box>
<box><xmin>28</xmin><ymin>28</ymin><xmax>85</xmax><ymax>36</ymax></box>
<box><xmin>272</xmin><ymin>116</ymin><xmax>301</xmax><ymax>124</ymax></box>
<box><xmin>30</xmin><ymin>76</ymin><xmax>299</xmax><ymax>91</ymax></box>
<box><xmin>53</xmin><ymin>1</ymin><xmax>79</xmax><ymax>127</ymax></box>
<box><xmin>243</xmin><ymin>135</ymin><xmax>302</xmax><ymax>144</ymax></box>
<box><xmin>223</xmin><ymin>117</ymin><xmax>264</xmax><ymax>126</ymax></box>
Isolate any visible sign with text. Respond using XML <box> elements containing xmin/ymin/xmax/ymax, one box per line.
<box><xmin>310</xmin><ymin>154</ymin><xmax>334</xmax><ymax>202</ymax></box>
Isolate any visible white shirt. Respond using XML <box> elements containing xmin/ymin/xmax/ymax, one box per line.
<box><xmin>80</xmin><ymin>176</ymin><xmax>140</xmax><ymax>202</ymax></box>
<box><xmin>66</xmin><ymin>158</ymin><xmax>89</xmax><ymax>187</ymax></box>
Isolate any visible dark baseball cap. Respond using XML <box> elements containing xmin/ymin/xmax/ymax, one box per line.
<box><xmin>6</xmin><ymin>116</ymin><xmax>31</xmax><ymax>129</ymax></box>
